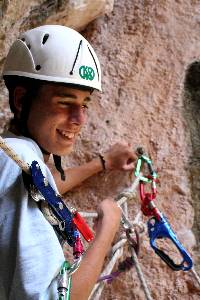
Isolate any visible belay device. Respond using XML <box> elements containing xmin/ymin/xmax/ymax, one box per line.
<box><xmin>135</xmin><ymin>148</ymin><xmax>193</xmax><ymax>271</ymax></box>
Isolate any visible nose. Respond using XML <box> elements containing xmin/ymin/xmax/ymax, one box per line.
<box><xmin>68</xmin><ymin>105</ymin><xmax>86</xmax><ymax>126</ymax></box>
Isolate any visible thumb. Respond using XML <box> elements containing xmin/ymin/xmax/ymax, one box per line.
<box><xmin>122</xmin><ymin>162</ymin><xmax>135</xmax><ymax>171</ymax></box>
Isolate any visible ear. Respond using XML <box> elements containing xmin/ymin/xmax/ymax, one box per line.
<box><xmin>13</xmin><ymin>86</ymin><xmax>27</xmax><ymax>118</ymax></box>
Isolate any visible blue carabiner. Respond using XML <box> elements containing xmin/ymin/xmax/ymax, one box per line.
<box><xmin>148</xmin><ymin>214</ymin><xmax>193</xmax><ymax>271</ymax></box>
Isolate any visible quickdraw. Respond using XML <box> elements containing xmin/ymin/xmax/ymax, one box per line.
<box><xmin>135</xmin><ymin>147</ymin><xmax>193</xmax><ymax>271</ymax></box>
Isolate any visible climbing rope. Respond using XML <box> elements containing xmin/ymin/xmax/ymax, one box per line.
<box><xmin>89</xmin><ymin>247</ymin><xmax>124</xmax><ymax>300</ymax></box>
<box><xmin>88</xmin><ymin>175</ymin><xmax>153</xmax><ymax>300</ymax></box>
<box><xmin>130</xmin><ymin>247</ymin><xmax>153</xmax><ymax>300</ymax></box>
<box><xmin>191</xmin><ymin>267</ymin><xmax>200</xmax><ymax>286</ymax></box>
<box><xmin>0</xmin><ymin>135</ymin><xmax>30</xmax><ymax>173</ymax></box>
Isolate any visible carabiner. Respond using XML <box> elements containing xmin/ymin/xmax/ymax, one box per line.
<box><xmin>57</xmin><ymin>261</ymin><xmax>72</xmax><ymax>300</ymax></box>
<box><xmin>135</xmin><ymin>148</ymin><xmax>157</xmax><ymax>184</ymax></box>
<box><xmin>147</xmin><ymin>215</ymin><xmax>193</xmax><ymax>271</ymax></box>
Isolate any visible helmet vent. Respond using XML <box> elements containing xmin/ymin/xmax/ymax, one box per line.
<box><xmin>87</xmin><ymin>45</ymin><xmax>99</xmax><ymax>81</ymax></box>
<box><xmin>42</xmin><ymin>34</ymin><xmax>49</xmax><ymax>45</ymax></box>
<box><xmin>36</xmin><ymin>65</ymin><xmax>41</xmax><ymax>71</ymax></box>
<box><xmin>70</xmin><ymin>40</ymin><xmax>82</xmax><ymax>75</ymax></box>
<box><xmin>27</xmin><ymin>44</ymin><xmax>31</xmax><ymax>49</ymax></box>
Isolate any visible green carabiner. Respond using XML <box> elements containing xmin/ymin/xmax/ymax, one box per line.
<box><xmin>135</xmin><ymin>149</ymin><xmax>157</xmax><ymax>183</ymax></box>
<box><xmin>58</xmin><ymin>261</ymin><xmax>72</xmax><ymax>300</ymax></box>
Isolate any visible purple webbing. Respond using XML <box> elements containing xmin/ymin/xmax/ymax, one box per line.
<box><xmin>97</xmin><ymin>256</ymin><xmax>134</xmax><ymax>283</ymax></box>
<box><xmin>97</xmin><ymin>271</ymin><xmax>121</xmax><ymax>283</ymax></box>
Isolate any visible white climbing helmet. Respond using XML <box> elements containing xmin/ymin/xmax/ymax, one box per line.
<box><xmin>2</xmin><ymin>25</ymin><xmax>101</xmax><ymax>91</ymax></box>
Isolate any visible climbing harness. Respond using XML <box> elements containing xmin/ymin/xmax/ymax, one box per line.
<box><xmin>0</xmin><ymin>136</ymin><xmax>94</xmax><ymax>299</ymax></box>
<box><xmin>135</xmin><ymin>147</ymin><xmax>193</xmax><ymax>271</ymax></box>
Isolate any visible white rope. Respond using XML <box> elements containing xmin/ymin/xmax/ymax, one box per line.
<box><xmin>84</xmin><ymin>176</ymin><xmax>150</xmax><ymax>300</ymax></box>
<box><xmin>122</xmin><ymin>200</ymin><xmax>128</xmax><ymax>218</ymax></box>
<box><xmin>130</xmin><ymin>247</ymin><xmax>153</xmax><ymax>300</ymax></box>
<box><xmin>116</xmin><ymin>175</ymin><xmax>141</xmax><ymax>206</ymax></box>
<box><xmin>89</xmin><ymin>247</ymin><xmax>124</xmax><ymax>300</ymax></box>
<box><xmin>87</xmin><ymin>200</ymin><xmax>150</xmax><ymax>300</ymax></box>
<box><xmin>80</xmin><ymin>175</ymin><xmax>141</xmax><ymax>220</ymax></box>
<box><xmin>0</xmin><ymin>135</ymin><xmax>30</xmax><ymax>173</ymax></box>
<box><xmin>80</xmin><ymin>211</ymin><xmax>97</xmax><ymax>218</ymax></box>
<box><xmin>191</xmin><ymin>267</ymin><xmax>200</xmax><ymax>286</ymax></box>
<box><xmin>111</xmin><ymin>238</ymin><xmax>127</xmax><ymax>255</ymax></box>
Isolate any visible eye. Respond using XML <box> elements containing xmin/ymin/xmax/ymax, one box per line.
<box><xmin>58</xmin><ymin>101</ymin><xmax>70</xmax><ymax>106</ymax></box>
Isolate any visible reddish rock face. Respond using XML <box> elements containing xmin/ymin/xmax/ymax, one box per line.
<box><xmin>0</xmin><ymin>1</ymin><xmax>200</xmax><ymax>299</ymax></box>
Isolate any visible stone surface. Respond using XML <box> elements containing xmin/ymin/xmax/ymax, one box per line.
<box><xmin>1</xmin><ymin>0</ymin><xmax>200</xmax><ymax>299</ymax></box>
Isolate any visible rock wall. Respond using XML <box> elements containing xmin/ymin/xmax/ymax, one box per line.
<box><xmin>0</xmin><ymin>0</ymin><xmax>200</xmax><ymax>299</ymax></box>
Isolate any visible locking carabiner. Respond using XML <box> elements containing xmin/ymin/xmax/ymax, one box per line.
<box><xmin>148</xmin><ymin>214</ymin><xmax>193</xmax><ymax>271</ymax></box>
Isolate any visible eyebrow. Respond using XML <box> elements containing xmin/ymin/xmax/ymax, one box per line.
<box><xmin>84</xmin><ymin>96</ymin><xmax>91</xmax><ymax>102</ymax></box>
<box><xmin>59</xmin><ymin>93</ymin><xmax>77</xmax><ymax>99</ymax></box>
<box><xmin>58</xmin><ymin>93</ymin><xmax>91</xmax><ymax>102</ymax></box>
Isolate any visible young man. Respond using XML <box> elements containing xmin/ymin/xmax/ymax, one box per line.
<box><xmin>0</xmin><ymin>25</ymin><xmax>136</xmax><ymax>299</ymax></box>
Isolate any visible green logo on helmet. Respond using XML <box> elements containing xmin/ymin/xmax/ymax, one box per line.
<box><xmin>79</xmin><ymin>66</ymin><xmax>95</xmax><ymax>81</ymax></box>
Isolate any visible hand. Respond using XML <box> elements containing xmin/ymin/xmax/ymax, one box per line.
<box><xmin>93</xmin><ymin>198</ymin><xmax>121</xmax><ymax>235</ymax></box>
<box><xmin>102</xmin><ymin>142</ymin><xmax>137</xmax><ymax>171</ymax></box>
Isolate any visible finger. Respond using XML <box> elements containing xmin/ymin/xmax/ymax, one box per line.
<box><xmin>126</xmin><ymin>150</ymin><xmax>137</xmax><ymax>161</ymax></box>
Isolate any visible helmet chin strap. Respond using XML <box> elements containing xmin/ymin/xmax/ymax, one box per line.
<box><xmin>52</xmin><ymin>154</ymin><xmax>66</xmax><ymax>181</ymax></box>
<box><xmin>33</xmin><ymin>144</ymin><xmax>66</xmax><ymax>182</ymax></box>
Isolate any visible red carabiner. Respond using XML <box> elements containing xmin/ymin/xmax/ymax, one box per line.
<box><xmin>139</xmin><ymin>180</ymin><xmax>161</xmax><ymax>220</ymax></box>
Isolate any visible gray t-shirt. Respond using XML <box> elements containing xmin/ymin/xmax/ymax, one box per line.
<box><xmin>0</xmin><ymin>133</ymin><xmax>65</xmax><ymax>300</ymax></box>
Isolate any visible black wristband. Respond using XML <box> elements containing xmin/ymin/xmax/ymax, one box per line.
<box><xmin>99</xmin><ymin>154</ymin><xmax>106</xmax><ymax>170</ymax></box>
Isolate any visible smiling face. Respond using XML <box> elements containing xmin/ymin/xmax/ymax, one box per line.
<box><xmin>26</xmin><ymin>83</ymin><xmax>91</xmax><ymax>158</ymax></box>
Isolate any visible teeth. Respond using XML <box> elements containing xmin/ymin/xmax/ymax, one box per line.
<box><xmin>67</xmin><ymin>132</ymin><xmax>75</xmax><ymax>138</ymax></box>
<box><xmin>59</xmin><ymin>130</ymin><xmax>75</xmax><ymax>138</ymax></box>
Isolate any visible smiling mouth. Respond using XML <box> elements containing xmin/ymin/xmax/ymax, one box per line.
<box><xmin>57</xmin><ymin>129</ymin><xmax>76</xmax><ymax>140</ymax></box>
